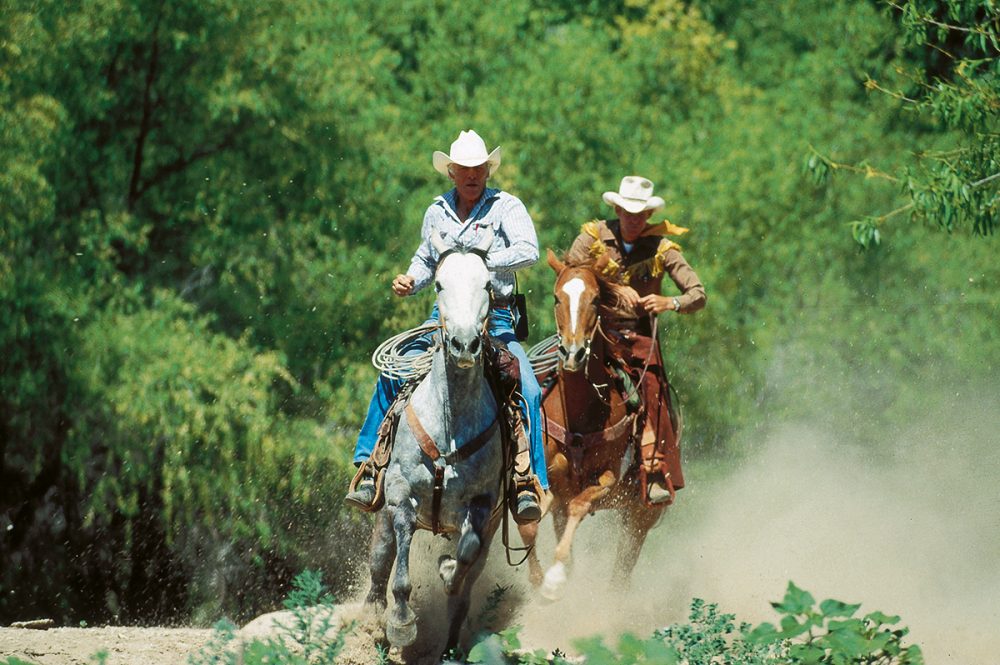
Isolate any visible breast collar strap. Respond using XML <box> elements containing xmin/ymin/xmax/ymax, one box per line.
<box><xmin>405</xmin><ymin>403</ymin><xmax>499</xmax><ymax>535</ymax></box>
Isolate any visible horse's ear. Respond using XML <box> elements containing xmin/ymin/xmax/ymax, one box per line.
<box><xmin>547</xmin><ymin>248</ymin><xmax>565</xmax><ymax>273</ymax></box>
<box><xmin>430</xmin><ymin>230</ymin><xmax>450</xmax><ymax>255</ymax></box>
<box><xmin>472</xmin><ymin>226</ymin><xmax>494</xmax><ymax>255</ymax></box>
<box><xmin>593</xmin><ymin>252</ymin><xmax>610</xmax><ymax>272</ymax></box>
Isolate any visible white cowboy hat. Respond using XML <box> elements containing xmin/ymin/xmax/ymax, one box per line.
<box><xmin>433</xmin><ymin>129</ymin><xmax>502</xmax><ymax>176</ymax></box>
<box><xmin>602</xmin><ymin>176</ymin><xmax>665</xmax><ymax>214</ymax></box>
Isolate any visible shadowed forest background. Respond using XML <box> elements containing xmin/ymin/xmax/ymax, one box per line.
<box><xmin>2</xmin><ymin>0</ymin><xmax>997</xmax><ymax>629</ymax></box>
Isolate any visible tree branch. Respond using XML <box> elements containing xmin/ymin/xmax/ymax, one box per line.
<box><xmin>886</xmin><ymin>1</ymin><xmax>997</xmax><ymax>37</ymax></box>
<box><xmin>127</xmin><ymin>12</ymin><xmax>162</xmax><ymax>212</ymax></box>
<box><xmin>133</xmin><ymin>131</ymin><xmax>239</xmax><ymax>201</ymax></box>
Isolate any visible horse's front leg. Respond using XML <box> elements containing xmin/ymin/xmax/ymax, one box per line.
<box><xmin>365</xmin><ymin>509</ymin><xmax>396</xmax><ymax>612</ymax></box>
<box><xmin>516</xmin><ymin>519</ymin><xmax>544</xmax><ymax>588</ymax></box>
<box><xmin>385</xmin><ymin>502</ymin><xmax>418</xmax><ymax>648</ymax></box>
<box><xmin>541</xmin><ymin>470</ymin><xmax>616</xmax><ymax>600</ymax></box>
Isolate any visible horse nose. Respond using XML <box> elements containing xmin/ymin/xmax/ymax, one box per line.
<box><xmin>448</xmin><ymin>334</ymin><xmax>481</xmax><ymax>359</ymax></box>
<box><xmin>573</xmin><ymin>347</ymin><xmax>586</xmax><ymax>365</ymax></box>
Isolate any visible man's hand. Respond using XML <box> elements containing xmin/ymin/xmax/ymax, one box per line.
<box><xmin>614</xmin><ymin>285</ymin><xmax>641</xmax><ymax>311</ymax></box>
<box><xmin>391</xmin><ymin>274</ymin><xmax>415</xmax><ymax>297</ymax></box>
<box><xmin>638</xmin><ymin>294</ymin><xmax>676</xmax><ymax>314</ymax></box>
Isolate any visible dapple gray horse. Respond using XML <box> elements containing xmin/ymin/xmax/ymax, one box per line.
<box><xmin>365</xmin><ymin>230</ymin><xmax>504</xmax><ymax>654</ymax></box>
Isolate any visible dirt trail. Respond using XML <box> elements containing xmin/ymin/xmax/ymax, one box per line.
<box><xmin>3</xmin><ymin>396</ymin><xmax>998</xmax><ymax>664</ymax></box>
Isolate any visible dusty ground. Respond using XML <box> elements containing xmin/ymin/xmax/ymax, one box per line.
<box><xmin>0</xmin><ymin>626</ymin><xmax>213</xmax><ymax>665</ymax></box>
<box><xmin>3</xmin><ymin>400</ymin><xmax>999</xmax><ymax>664</ymax></box>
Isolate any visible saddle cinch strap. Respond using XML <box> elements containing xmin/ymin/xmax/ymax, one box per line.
<box><xmin>545</xmin><ymin>412</ymin><xmax>636</xmax><ymax>478</ymax></box>
<box><xmin>404</xmin><ymin>404</ymin><xmax>499</xmax><ymax>535</ymax></box>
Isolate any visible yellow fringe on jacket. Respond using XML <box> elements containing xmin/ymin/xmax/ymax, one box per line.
<box><xmin>581</xmin><ymin>220</ymin><xmax>684</xmax><ymax>284</ymax></box>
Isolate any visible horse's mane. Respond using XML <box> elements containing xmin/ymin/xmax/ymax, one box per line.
<box><xmin>560</xmin><ymin>253</ymin><xmax>633</xmax><ymax>319</ymax></box>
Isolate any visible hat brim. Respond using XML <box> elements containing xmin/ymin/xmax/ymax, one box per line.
<box><xmin>433</xmin><ymin>146</ymin><xmax>501</xmax><ymax>176</ymax></box>
<box><xmin>602</xmin><ymin>191</ymin><xmax>665</xmax><ymax>214</ymax></box>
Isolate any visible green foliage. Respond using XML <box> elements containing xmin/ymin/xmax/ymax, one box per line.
<box><xmin>190</xmin><ymin>570</ymin><xmax>345</xmax><ymax>665</ymax></box>
<box><xmin>809</xmin><ymin>0</ymin><xmax>1000</xmax><ymax>244</ymax></box>
<box><xmin>464</xmin><ymin>585</ymin><xmax>920</xmax><ymax>664</ymax></box>
<box><xmin>748</xmin><ymin>582</ymin><xmax>925</xmax><ymax>665</ymax></box>
<box><xmin>655</xmin><ymin>598</ymin><xmax>779</xmax><ymax>664</ymax></box>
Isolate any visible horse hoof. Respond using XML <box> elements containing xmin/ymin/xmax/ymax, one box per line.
<box><xmin>386</xmin><ymin>615</ymin><xmax>418</xmax><ymax>647</ymax></box>
<box><xmin>540</xmin><ymin>561</ymin><xmax>567</xmax><ymax>601</ymax></box>
<box><xmin>438</xmin><ymin>555</ymin><xmax>457</xmax><ymax>588</ymax></box>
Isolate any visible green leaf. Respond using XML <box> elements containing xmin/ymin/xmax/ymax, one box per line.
<box><xmin>467</xmin><ymin>634</ymin><xmax>504</xmax><ymax>664</ymax></box>
<box><xmin>819</xmin><ymin>598</ymin><xmax>861</xmax><ymax>618</ymax></box>
<box><xmin>772</xmin><ymin>581</ymin><xmax>816</xmax><ymax>616</ymax></box>
<box><xmin>865</xmin><ymin>610</ymin><xmax>901</xmax><ymax>626</ymax></box>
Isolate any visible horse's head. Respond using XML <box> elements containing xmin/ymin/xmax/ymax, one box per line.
<box><xmin>431</xmin><ymin>230</ymin><xmax>493</xmax><ymax>369</ymax></box>
<box><xmin>547</xmin><ymin>249</ymin><xmax>611</xmax><ymax>372</ymax></box>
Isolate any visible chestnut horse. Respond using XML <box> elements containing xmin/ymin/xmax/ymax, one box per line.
<box><xmin>518</xmin><ymin>249</ymin><xmax>666</xmax><ymax>599</ymax></box>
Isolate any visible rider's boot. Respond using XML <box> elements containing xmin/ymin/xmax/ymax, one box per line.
<box><xmin>344</xmin><ymin>462</ymin><xmax>378</xmax><ymax>511</ymax></box>
<box><xmin>510</xmin><ymin>411</ymin><xmax>542</xmax><ymax>523</ymax></box>
<box><xmin>640</xmin><ymin>428</ymin><xmax>674</xmax><ymax>506</ymax></box>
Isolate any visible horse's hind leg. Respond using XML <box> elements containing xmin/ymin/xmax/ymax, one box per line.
<box><xmin>438</xmin><ymin>496</ymin><xmax>491</xmax><ymax>595</ymax></box>
<box><xmin>385</xmin><ymin>503</ymin><xmax>418</xmax><ymax>648</ymax></box>
<box><xmin>365</xmin><ymin>510</ymin><xmax>395</xmax><ymax>611</ymax></box>
<box><xmin>611</xmin><ymin>504</ymin><xmax>663</xmax><ymax>589</ymax></box>
<box><xmin>439</xmin><ymin>496</ymin><xmax>493</xmax><ymax>653</ymax></box>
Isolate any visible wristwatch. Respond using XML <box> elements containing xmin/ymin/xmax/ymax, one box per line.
<box><xmin>672</xmin><ymin>297</ymin><xmax>681</xmax><ymax>312</ymax></box>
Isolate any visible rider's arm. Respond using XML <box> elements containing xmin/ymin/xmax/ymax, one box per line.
<box><xmin>660</xmin><ymin>247</ymin><xmax>706</xmax><ymax>313</ymax></box>
<box><xmin>483</xmin><ymin>194</ymin><xmax>538</xmax><ymax>273</ymax></box>
<box><xmin>405</xmin><ymin>206</ymin><xmax>442</xmax><ymax>294</ymax></box>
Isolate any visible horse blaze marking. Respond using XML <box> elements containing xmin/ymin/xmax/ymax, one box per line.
<box><xmin>561</xmin><ymin>278</ymin><xmax>586</xmax><ymax>334</ymax></box>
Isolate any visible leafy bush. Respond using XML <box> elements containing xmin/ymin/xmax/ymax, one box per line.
<box><xmin>189</xmin><ymin>569</ymin><xmax>347</xmax><ymax>665</ymax></box>
<box><xmin>464</xmin><ymin>582</ymin><xmax>922</xmax><ymax>664</ymax></box>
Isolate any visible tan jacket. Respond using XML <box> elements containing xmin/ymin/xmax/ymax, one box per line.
<box><xmin>566</xmin><ymin>219</ymin><xmax>706</xmax><ymax>332</ymax></box>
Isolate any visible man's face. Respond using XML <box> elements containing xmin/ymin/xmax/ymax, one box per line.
<box><xmin>449</xmin><ymin>163</ymin><xmax>490</xmax><ymax>205</ymax></box>
<box><xmin>616</xmin><ymin>206</ymin><xmax>654</xmax><ymax>243</ymax></box>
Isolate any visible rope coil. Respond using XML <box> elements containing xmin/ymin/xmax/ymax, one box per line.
<box><xmin>526</xmin><ymin>333</ymin><xmax>560</xmax><ymax>376</ymax></box>
<box><xmin>370</xmin><ymin>323</ymin><xmax>440</xmax><ymax>381</ymax></box>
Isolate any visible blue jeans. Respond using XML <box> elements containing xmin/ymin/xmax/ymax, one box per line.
<box><xmin>354</xmin><ymin>305</ymin><xmax>549</xmax><ymax>489</ymax></box>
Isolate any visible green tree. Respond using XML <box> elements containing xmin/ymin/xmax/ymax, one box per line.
<box><xmin>808</xmin><ymin>0</ymin><xmax>999</xmax><ymax>246</ymax></box>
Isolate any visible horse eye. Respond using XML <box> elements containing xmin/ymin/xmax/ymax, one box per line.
<box><xmin>434</xmin><ymin>281</ymin><xmax>442</xmax><ymax>292</ymax></box>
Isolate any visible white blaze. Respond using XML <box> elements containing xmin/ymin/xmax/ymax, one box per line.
<box><xmin>561</xmin><ymin>278</ymin><xmax>586</xmax><ymax>334</ymax></box>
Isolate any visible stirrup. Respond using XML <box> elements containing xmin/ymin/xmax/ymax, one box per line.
<box><xmin>344</xmin><ymin>464</ymin><xmax>384</xmax><ymax>512</ymax></box>
<box><xmin>640</xmin><ymin>468</ymin><xmax>674</xmax><ymax>507</ymax></box>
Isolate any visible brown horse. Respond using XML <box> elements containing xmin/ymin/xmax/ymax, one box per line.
<box><xmin>518</xmin><ymin>249</ymin><xmax>666</xmax><ymax>600</ymax></box>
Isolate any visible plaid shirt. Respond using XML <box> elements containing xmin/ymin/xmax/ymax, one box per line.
<box><xmin>406</xmin><ymin>187</ymin><xmax>538</xmax><ymax>301</ymax></box>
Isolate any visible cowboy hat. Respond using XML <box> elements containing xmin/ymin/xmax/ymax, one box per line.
<box><xmin>602</xmin><ymin>176</ymin><xmax>665</xmax><ymax>214</ymax></box>
<box><xmin>433</xmin><ymin>129</ymin><xmax>502</xmax><ymax>176</ymax></box>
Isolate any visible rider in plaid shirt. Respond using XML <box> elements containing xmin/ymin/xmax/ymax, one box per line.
<box><xmin>345</xmin><ymin>130</ymin><xmax>547</xmax><ymax>522</ymax></box>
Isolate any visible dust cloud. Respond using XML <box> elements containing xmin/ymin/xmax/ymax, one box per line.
<box><xmin>500</xmin><ymin>388</ymin><xmax>1000</xmax><ymax>664</ymax></box>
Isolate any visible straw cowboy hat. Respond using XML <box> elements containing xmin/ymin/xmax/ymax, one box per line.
<box><xmin>433</xmin><ymin>129</ymin><xmax>502</xmax><ymax>176</ymax></box>
<box><xmin>602</xmin><ymin>176</ymin><xmax>665</xmax><ymax>214</ymax></box>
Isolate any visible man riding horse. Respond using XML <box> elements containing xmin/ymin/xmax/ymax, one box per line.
<box><xmin>345</xmin><ymin>129</ymin><xmax>547</xmax><ymax>522</ymax></box>
<box><xmin>564</xmin><ymin>175</ymin><xmax>706</xmax><ymax>505</ymax></box>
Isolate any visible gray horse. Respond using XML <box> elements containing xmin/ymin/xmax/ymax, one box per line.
<box><xmin>365</xmin><ymin>230</ymin><xmax>504</xmax><ymax>655</ymax></box>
